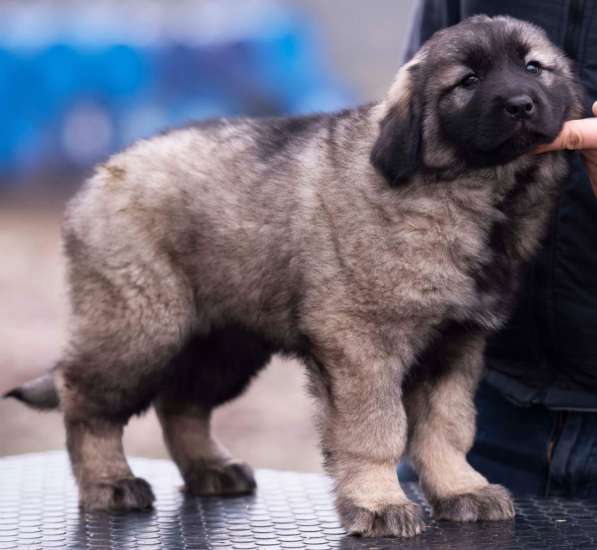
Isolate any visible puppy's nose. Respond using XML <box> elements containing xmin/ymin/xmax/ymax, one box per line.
<box><xmin>504</xmin><ymin>95</ymin><xmax>535</xmax><ymax>119</ymax></box>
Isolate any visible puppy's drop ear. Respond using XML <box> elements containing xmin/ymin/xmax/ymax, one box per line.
<box><xmin>370</xmin><ymin>63</ymin><xmax>423</xmax><ymax>186</ymax></box>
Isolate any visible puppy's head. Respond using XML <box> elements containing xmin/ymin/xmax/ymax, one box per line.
<box><xmin>371</xmin><ymin>15</ymin><xmax>584</xmax><ymax>184</ymax></box>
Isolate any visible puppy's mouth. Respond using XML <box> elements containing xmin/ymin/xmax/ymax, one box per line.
<box><xmin>477</xmin><ymin>120</ymin><xmax>562</xmax><ymax>161</ymax></box>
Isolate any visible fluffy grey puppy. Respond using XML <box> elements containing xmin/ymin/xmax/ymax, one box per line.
<box><xmin>6</xmin><ymin>15</ymin><xmax>583</xmax><ymax>538</ymax></box>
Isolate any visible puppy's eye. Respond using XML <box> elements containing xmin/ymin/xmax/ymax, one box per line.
<box><xmin>525</xmin><ymin>61</ymin><xmax>542</xmax><ymax>74</ymax></box>
<box><xmin>460</xmin><ymin>74</ymin><xmax>479</xmax><ymax>88</ymax></box>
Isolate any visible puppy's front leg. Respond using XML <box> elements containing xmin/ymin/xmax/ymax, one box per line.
<box><xmin>404</xmin><ymin>333</ymin><xmax>514</xmax><ymax>522</ymax></box>
<box><xmin>310</xmin><ymin>334</ymin><xmax>425</xmax><ymax>538</ymax></box>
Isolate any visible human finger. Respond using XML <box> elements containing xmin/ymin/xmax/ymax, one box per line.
<box><xmin>535</xmin><ymin>117</ymin><xmax>597</xmax><ymax>153</ymax></box>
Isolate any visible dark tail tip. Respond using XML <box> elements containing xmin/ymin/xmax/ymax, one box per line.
<box><xmin>3</xmin><ymin>373</ymin><xmax>59</xmax><ymax>410</ymax></box>
<box><xmin>3</xmin><ymin>388</ymin><xmax>24</xmax><ymax>400</ymax></box>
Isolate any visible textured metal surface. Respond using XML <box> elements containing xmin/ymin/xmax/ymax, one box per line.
<box><xmin>0</xmin><ymin>453</ymin><xmax>596</xmax><ymax>549</ymax></box>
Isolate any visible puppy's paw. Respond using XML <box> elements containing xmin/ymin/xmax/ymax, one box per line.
<box><xmin>80</xmin><ymin>477</ymin><xmax>155</xmax><ymax>511</ymax></box>
<box><xmin>184</xmin><ymin>460</ymin><xmax>256</xmax><ymax>497</ymax></box>
<box><xmin>337</xmin><ymin>497</ymin><xmax>425</xmax><ymax>538</ymax></box>
<box><xmin>432</xmin><ymin>484</ymin><xmax>515</xmax><ymax>522</ymax></box>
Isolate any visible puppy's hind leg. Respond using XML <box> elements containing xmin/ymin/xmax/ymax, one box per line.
<box><xmin>60</xmin><ymin>235</ymin><xmax>195</xmax><ymax>511</ymax></box>
<box><xmin>155</xmin><ymin>327</ymin><xmax>272</xmax><ymax>496</ymax></box>
<box><xmin>404</xmin><ymin>332</ymin><xmax>514</xmax><ymax>522</ymax></box>
<box><xmin>64</xmin><ymin>408</ymin><xmax>155</xmax><ymax>512</ymax></box>
<box><xmin>156</xmin><ymin>402</ymin><xmax>256</xmax><ymax>496</ymax></box>
<box><xmin>62</xmin><ymin>308</ymin><xmax>191</xmax><ymax>511</ymax></box>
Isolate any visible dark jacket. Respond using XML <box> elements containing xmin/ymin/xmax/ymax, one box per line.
<box><xmin>406</xmin><ymin>0</ymin><xmax>597</xmax><ymax>410</ymax></box>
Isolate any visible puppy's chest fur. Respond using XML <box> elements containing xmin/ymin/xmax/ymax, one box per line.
<box><xmin>458</xmin><ymin>161</ymin><xmax>560</xmax><ymax>329</ymax></box>
<box><xmin>329</xmin><ymin>160</ymin><xmax>557</xmax><ymax>334</ymax></box>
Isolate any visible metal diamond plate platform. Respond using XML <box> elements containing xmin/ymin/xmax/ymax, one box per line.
<box><xmin>0</xmin><ymin>453</ymin><xmax>596</xmax><ymax>549</ymax></box>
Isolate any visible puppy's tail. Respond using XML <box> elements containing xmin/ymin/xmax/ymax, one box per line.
<box><xmin>3</xmin><ymin>370</ymin><xmax>60</xmax><ymax>410</ymax></box>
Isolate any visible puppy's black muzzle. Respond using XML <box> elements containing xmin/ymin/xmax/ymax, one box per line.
<box><xmin>504</xmin><ymin>94</ymin><xmax>535</xmax><ymax>120</ymax></box>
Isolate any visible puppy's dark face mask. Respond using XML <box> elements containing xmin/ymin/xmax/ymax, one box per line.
<box><xmin>371</xmin><ymin>15</ymin><xmax>585</xmax><ymax>184</ymax></box>
<box><xmin>436</xmin><ymin>26</ymin><xmax>579</xmax><ymax>166</ymax></box>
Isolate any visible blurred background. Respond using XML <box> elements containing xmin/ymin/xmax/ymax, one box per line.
<box><xmin>0</xmin><ymin>0</ymin><xmax>416</xmax><ymax>471</ymax></box>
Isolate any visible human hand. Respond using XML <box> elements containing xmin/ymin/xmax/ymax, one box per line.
<box><xmin>535</xmin><ymin>101</ymin><xmax>597</xmax><ymax>196</ymax></box>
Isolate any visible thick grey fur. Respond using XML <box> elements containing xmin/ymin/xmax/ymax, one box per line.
<box><xmin>5</xmin><ymin>16</ymin><xmax>583</xmax><ymax>538</ymax></box>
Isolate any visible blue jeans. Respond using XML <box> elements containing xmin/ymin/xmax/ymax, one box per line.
<box><xmin>399</xmin><ymin>381</ymin><xmax>597</xmax><ymax>497</ymax></box>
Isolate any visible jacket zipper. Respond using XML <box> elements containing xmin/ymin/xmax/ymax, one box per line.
<box><xmin>563</xmin><ymin>0</ymin><xmax>585</xmax><ymax>61</ymax></box>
